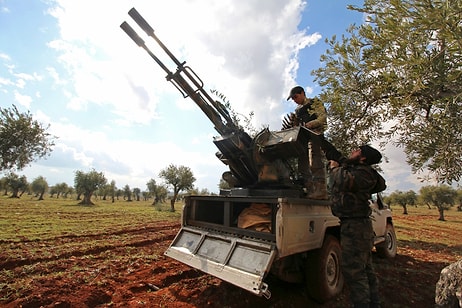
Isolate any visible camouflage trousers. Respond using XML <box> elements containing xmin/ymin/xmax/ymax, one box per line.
<box><xmin>340</xmin><ymin>218</ymin><xmax>381</xmax><ymax>306</ymax></box>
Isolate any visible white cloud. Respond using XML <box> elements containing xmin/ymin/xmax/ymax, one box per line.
<box><xmin>14</xmin><ymin>91</ymin><xmax>33</xmax><ymax>108</ymax></box>
<box><xmin>0</xmin><ymin>76</ymin><xmax>14</xmax><ymax>87</ymax></box>
<box><xmin>0</xmin><ymin>52</ymin><xmax>10</xmax><ymax>61</ymax></box>
<box><xmin>43</xmin><ymin>0</ymin><xmax>313</xmax><ymax>131</ymax></box>
<box><xmin>46</xmin><ymin>66</ymin><xmax>66</xmax><ymax>85</ymax></box>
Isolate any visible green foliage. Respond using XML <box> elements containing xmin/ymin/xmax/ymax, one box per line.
<box><xmin>313</xmin><ymin>0</ymin><xmax>462</xmax><ymax>183</ymax></box>
<box><xmin>210</xmin><ymin>89</ymin><xmax>259</xmax><ymax>137</ymax></box>
<box><xmin>0</xmin><ymin>105</ymin><xmax>55</xmax><ymax>171</ymax></box>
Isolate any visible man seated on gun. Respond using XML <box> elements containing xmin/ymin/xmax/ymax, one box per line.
<box><xmin>286</xmin><ymin>86</ymin><xmax>327</xmax><ymax>199</ymax></box>
<box><xmin>321</xmin><ymin>137</ymin><xmax>386</xmax><ymax>308</ymax></box>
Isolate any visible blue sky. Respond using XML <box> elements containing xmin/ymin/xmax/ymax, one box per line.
<box><xmin>0</xmin><ymin>0</ymin><xmax>425</xmax><ymax>194</ymax></box>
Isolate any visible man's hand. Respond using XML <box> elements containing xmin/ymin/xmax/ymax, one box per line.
<box><xmin>329</xmin><ymin>160</ymin><xmax>339</xmax><ymax>169</ymax></box>
<box><xmin>305</xmin><ymin>121</ymin><xmax>316</xmax><ymax>129</ymax></box>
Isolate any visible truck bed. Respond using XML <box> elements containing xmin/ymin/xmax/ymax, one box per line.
<box><xmin>165</xmin><ymin>192</ymin><xmax>337</xmax><ymax>298</ymax></box>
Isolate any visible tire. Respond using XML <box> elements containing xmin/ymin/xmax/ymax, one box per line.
<box><xmin>376</xmin><ymin>223</ymin><xmax>397</xmax><ymax>259</ymax></box>
<box><xmin>305</xmin><ymin>235</ymin><xmax>344</xmax><ymax>303</ymax></box>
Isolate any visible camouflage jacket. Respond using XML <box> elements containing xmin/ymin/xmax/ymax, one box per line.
<box><xmin>295</xmin><ymin>97</ymin><xmax>327</xmax><ymax>134</ymax></box>
<box><xmin>329</xmin><ymin>163</ymin><xmax>379</xmax><ymax>218</ymax></box>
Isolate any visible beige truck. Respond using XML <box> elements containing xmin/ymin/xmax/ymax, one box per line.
<box><xmin>121</xmin><ymin>8</ymin><xmax>397</xmax><ymax>303</ymax></box>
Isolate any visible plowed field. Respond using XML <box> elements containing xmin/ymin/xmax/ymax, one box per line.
<box><xmin>1</xmin><ymin>200</ymin><xmax>461</xmax><ymax>308</ymax></box>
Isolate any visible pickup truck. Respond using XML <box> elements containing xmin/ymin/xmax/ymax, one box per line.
<box><xmin>165</xmin><ymin>191</ymin><xmax>397</xmax><ymax>303</ymax></box>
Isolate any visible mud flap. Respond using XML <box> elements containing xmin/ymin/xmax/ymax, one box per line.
<box><xmin>164</xmin><ymin>226</ymin><xmax>276</xmax><ymax>298</ymax></box>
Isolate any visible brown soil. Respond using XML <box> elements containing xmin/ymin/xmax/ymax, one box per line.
<box><xmin>1</xmin><ymin>217</ymin><xmax>460</xmax><ymax>308</ymax></box>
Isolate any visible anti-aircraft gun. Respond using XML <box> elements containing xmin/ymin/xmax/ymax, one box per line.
<box><xmin>120</xmin><ymin>8</ymin><xmax>396</xmax><ymax>302</ymax></box>
<box><xmin>120</xmin><ymin>8</ymin><xmax>313</xmax><ymax>196</ymax></box>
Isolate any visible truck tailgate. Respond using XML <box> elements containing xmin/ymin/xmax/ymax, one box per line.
<box><xmin>164</xmin><ymin>226</ymin><xmax>276</xmax><ymax>298</ymax></box>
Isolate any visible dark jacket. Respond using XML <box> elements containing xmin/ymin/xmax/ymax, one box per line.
<box><xmin>321</xmin><ymin>139</ymin><xmax>386</xmax><ymax>218</ymax></box>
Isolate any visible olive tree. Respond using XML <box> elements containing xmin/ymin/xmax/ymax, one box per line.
<box><xmin>387</xmin><ymin>190</ymin><xmax>417</xmax><ymax>215</ymax></box>
<box><xmin>146</xmin><ymin>178</ymin><xmax>168</xmax><ymax>205</ymax></box>
<box><xmin>31</xmin><ymin>176</ymin><xmax>49</xmax><ymax>200</ymax></box>
<box><xmin>313</xmin><ymin>0</ymin><xmax>462</xmax><ymax>185</ymax></box>
<box><xmin>123</xmin><ymin>184</ymin><xmax>132</xmax><ymax>201</ymax></box>
<box><xmin>159</xmin><ymin>164</ymin><xmax>195</xmax><ymax>212</ymax></box>
<box><xmin>6</xmin><ymin>172</ymin><xmax>28</xmax><ymax>198</ymax></box>
<box><xmin>419</xmin><ymin>185</ymin><xmax>456</xmax><ymax>221</ymax></box>
<box><xmin>108</xmin><ymin>180</ymin><xmax>116</xmax><ymax>203</ymax></box>
<box><xmin>51</xmin><ymin>182</ymin><xmax>69</xmax><ymax>198</ymax></box>
<box><xmin>133</xmin><ymin>187</ymin><xmax>141</xmax><ymax>201</ymax></box>
<box><xmin>0</xmin><ymin>105</ymin><xmax>55</xmax><ymax>171</ymax></box>
<box><xmin>74</xmin><ymin>169</ymin><xmax>107</xmax><ymax>205</ymax></box>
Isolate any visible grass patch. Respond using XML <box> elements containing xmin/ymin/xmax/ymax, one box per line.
<box><xmin>0</xmin><ymin>196</ymin><xmax>182</xmax><ymax>303</ymax></box>
<box><xmin>0</xmin><ymin>196</ymin><xmax>181</xmax><ymax>242</ymax></box>
<box><xmin>391</xmin><ymin>205</ymin><xmax>462</xmax><ymax>250</ymax></box>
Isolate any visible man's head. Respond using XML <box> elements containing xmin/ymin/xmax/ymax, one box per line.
<box><xmin>287</xmin><ymin>86</ymin><xmax>305</xmax><ymax>102</ymax></box>
<box><xmin>357</xmin><ymin>145</ymin><xmax>382</xmax><ymax>165</ymax></box>
<box><xmin>348</xmin><ymin>145</ymin><xmax>382</xmax><ymax>165</ymax></box>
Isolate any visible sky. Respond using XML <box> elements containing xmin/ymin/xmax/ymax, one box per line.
<box><xmin>0</xmin><ymin>0</ymin><xmax>429</xmax><ymax>194</ymax></box>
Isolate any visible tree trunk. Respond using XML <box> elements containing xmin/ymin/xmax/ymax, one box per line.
<box><xmin>170</xmin><ymin>187</ymin><xmax>179</xmax><ymax>212</ymax></box>
<box><xmin>10</xmin><ymin>188</ymin><xmax>20</xmax><ymax>198</ymax></box>
<box><xmin>170</xmin><ymin>198</ymin><xmax>175</xmax><ymax>212</ymax></box>
<box><xmin>402</xmin><ymin>205</ymin><xmax>408</xmax><ymax>215</ymax></box>
<box><xmin>38</xmin><ymin>191</ymin><xmax>44</xmax><ymax>200</ymax></box>
<box><xmin>438</xmin><ymin>207</ymin><xmax>445</xmax><ymax>221</ymax></box>
<box><xmin>79</xmin><ymin>192</ymin><xmax>94</xmax><ymax>205</ymax></box>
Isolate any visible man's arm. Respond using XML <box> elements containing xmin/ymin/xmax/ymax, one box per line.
<box><xmin>320</xmin><ymin>137</ymin><xmax>346</xmax><ymax>163</ymax></box>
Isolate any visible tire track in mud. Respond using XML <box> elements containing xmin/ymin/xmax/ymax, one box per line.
<box><xmin>0</xmin><ymin>222</ymin><xmax>180</xmax><ymax>271</ymax></box>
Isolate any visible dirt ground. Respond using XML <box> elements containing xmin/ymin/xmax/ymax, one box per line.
<box><xmin>1</xmin><ymin>217</ymin><xmax>460</xmax><ymax>308</ymax></box>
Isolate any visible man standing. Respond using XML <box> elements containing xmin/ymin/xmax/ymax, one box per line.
<box><xmin>321</xmin><ymin>138</ymin><xmax>386</xmax><ymax>308</ymax></box>
<box><xmin>286</xmin><ymin>86</ymin><xmax>327</xmax><ymax>199</ymax></box>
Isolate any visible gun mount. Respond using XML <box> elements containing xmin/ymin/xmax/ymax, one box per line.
<box><xmin>121</xmin><ymin>8</ymin><xmax>314</xmax><ymax>196</ymax></box>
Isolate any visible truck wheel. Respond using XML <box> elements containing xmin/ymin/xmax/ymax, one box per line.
<box><xmin>376</xmin><ymin>223</ymin><xmax>397</xmax><ymax>259</ymax></box>
<box><xmin>305</xmin><ymin>235</ymin><xmax>344</xmax><ymax>303</ymax></box>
